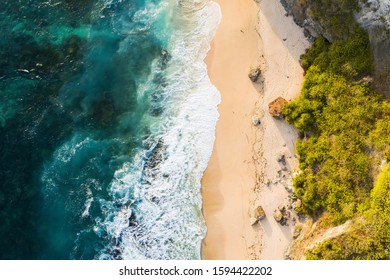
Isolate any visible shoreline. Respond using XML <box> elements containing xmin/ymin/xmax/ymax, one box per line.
<box><xmin>201</xmin><ymin>0</ymin><xmax>309</xmax><ymax>260</ymax></box>
<box><xmin>201</xmin><ymin>0</ymin><xmax>263</xmax><ymax>260</ymax></box>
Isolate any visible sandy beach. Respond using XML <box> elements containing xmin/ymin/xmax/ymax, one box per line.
<box><xmin>202</xmin><ymin>0</ymin><xmax>310</xmax><ymax>260</ymax></box>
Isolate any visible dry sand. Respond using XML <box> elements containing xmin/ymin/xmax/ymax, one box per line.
<box><xmin>202</xmin><ymin>0</ymin><xmax>310</xmax><ymax>260</ymax></box>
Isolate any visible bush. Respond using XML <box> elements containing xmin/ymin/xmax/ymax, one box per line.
<box><xmin>285</xmin><ymin>0</ymin><xmax>389</xmax><ymax>259</ymax></box>
<box><xmin>306</xmin><ymin>165</ymin><xmax>390</xmax><ymax>259</ymax></box>
<box><xmin>309</xmin><ymin>0</ymin><xmax>360</xmax><ymax>39</ymax></box>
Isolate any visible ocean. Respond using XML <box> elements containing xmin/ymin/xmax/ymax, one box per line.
<box><xmin>0</xmin><ymin>0</ymin><xmax>220</xmax><ymax>259</ymax></box>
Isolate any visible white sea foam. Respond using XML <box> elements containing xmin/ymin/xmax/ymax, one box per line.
<box><xmin>98</xmin><ymin>0</ymin><xmax>221</xmax><ymax>259</ymax></box>
<box><xmin>81</xmin><ymin>188</ymin><xmax>94</xmax><ymax>218</ymax></box>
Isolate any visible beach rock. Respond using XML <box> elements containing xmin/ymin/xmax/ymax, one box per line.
<box><xmin>250</xmin><ymin>217</ymin><xmax>259</xmax><ymax>226</ymax></box>
<box><xmin>248</xmin><ymin>67</ymin><xmax>261</xmax><ymax>82</ymax></box>
<box><xmin>251</xmin><ymin>116</ymin><xmax>261</xmax><ymax>126</ymax></box>
<box><xmin>292</xmin><ymin>199</ymin><xmax>302</xmax><ymax>210</ymax></box>
<box><xmin>293</xmin><ymin>224</ymin><xmax>303</xmax><ymax>239</ymax></box>
<box><xmin>254</xmin><ymin>206</ymin><xmax>266</xmax><ymax>220</ymax></box>
<box><xmin>273</xmin><ymin>209</ymin><xmax>283</xmax><ymax>222</ymax></box>
<box><xmin>278</xmin><ymin>204</ymin><xmax>286</xmax><ymax>211</ymax></box>
<box><xmin>277</xmin><ymin>153</ymin><xmax>286</xmax><ymax>165</ymax></box>
<box><xmin>273</xmin><ymin>205</ymin><xmax>291</xmax><ymax>225</ymax></box>
<box><xmin>285</xmin><ymin>184</ymin><xmax>294</xmax><ymax>194</ymax></box>
<box><xmin>268</xmin><ymin>97</ymin><xmax>287</xmax><ymax>118</ymax></box>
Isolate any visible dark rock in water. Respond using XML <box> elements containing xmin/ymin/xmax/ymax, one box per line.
<box><xmin>112</xmin><ymin>248</ymin><xmax>123</xmax><ymax>260</ymax></box>
<box><xmin>145</xmin><ymin>138</ymin><xmax>165</xmax><ymax>170</ymax></box>
<box><xmin>268</xmin><ymin>97</ymin><xmax>288</xmax><ymax>118</ymax></box>
<box><xmin>150</xmin><ymin>105</ymin><xmax>163</xmax><ymax>116</ymax></box>
<box><xmin>160</xmin><ymin>49</ymin><xmax>172</xmax><ymax>69</ymax></box>
<box><xmin>248</xmin><ymin>67</ymin><xmax>261</xmax><ymax>82</ymax></box>
<box><xmin>128</xmin><ymin>211</ymin><xmax>138</xmax><ymax>227</ymax></box>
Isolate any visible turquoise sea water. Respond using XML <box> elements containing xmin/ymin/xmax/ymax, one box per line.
<box><xmin>0</xmin><ymin>0</ymin><xmax>220</xmax><ymax>259</ymax></box>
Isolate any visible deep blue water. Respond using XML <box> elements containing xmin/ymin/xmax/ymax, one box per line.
<box><xmin>0</xmin><ymin>0</ymin><xmax>220</xmax><ymax>259</ymax></box>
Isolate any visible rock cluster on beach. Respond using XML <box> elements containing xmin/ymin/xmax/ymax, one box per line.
<box><xmin>268</xmin><ymin>97</ymin><xmax>287</xmax><ymax>118</ymax></box>
<box><xmin>273</xmin><ymin>205</ymin><xmax>290</xmax><ymax>226</ymax></box>
<box><xmin>266</xmin><ymin>148</ymin><xmax>303</xmax><ymax>228</ymax></box>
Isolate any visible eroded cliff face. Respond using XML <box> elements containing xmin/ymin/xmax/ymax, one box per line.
<box><xmin>281</xmin><ymin>0</ymin><xmax>390</xmax><ymax>98</ymax></box>
<box><xmin>357</xmin><ymin>0</ymin><xmax>390</xmax><ymax>97</ymax></box>
<box><xmin>280</xmin><ymin>0</ymin><xmax>320</xmax><ymax>41</ymax></box>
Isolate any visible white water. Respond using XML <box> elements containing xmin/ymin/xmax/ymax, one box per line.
<box><xmin>98</xmin><ymin>0</ymin><xmax>221</xmax><ymax>259</ymax></box>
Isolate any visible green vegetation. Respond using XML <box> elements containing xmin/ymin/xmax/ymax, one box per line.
<box><xmin>369</xmin><ymin>102</ymin><xmax>390</xmax><ymax>161</ymax></box>
<box><xmin>283</xmin><ymin>0</ymin><xmax>389</xmax><ymax>259</ymax></box>
<box><xmin>306</xmin><ymin>164</ymin><xmax>390</xmax><ymax>259</ymax></box>
<box><xmin>308</xmin><ymin>0</ymin><xmax>360</xmax><ymax>38</ymax></box>
<box><xmin>284</xmin><ymin>31</ymin><xmax>386</xmax><ymax>222</ymax></box>
<box><xmin>300</xmin><ymin>29</ymin><xmax>372</xmax><ymax>79</ymax></box>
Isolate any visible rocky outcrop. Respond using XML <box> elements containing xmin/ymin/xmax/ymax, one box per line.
<box><xmin>268</xmin><ymin>97</ymin><xmax>288</xmax><ymax>118</ymax></box>
<box><xmin>357</xmin><ymin>0</ymin><xmax>390</xmax><ymax>31</ymax></box>
<box><xmin>356</xmin><ymin>0</ymin><xmax>390</xmax><ymax>98</ymax></box>
<box><xmin>280</xmin><ymin>0</ymin><xmax>390</xmax><ymax>98</ymax></box>
<box><xmin>280</xmin><ymin>0</ymin><xmax>323</xmax><ymax>41</ymax></box>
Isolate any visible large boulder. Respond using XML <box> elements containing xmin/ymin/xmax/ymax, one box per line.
<box><xmin>268</xmin><ymin>97</ymin><xmax>288</xmax><ymax>118</ymax></box>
